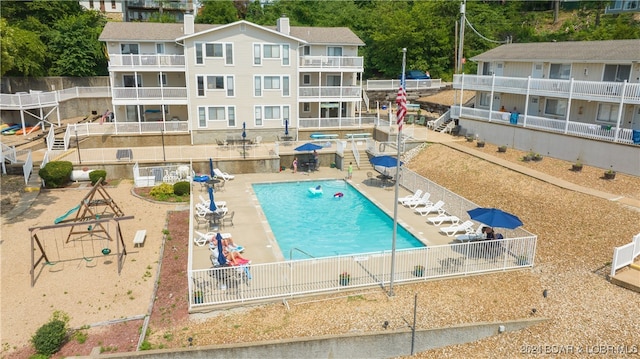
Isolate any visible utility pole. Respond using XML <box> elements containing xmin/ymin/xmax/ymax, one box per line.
<box><xmin>457</xmin><ymin>0</ymin><xmax>466</xmax><ymax>74</ymax></box>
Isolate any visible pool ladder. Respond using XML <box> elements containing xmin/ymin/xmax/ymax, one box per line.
<box><xmin>289</xmin><ymin>247</ymin><xmax>315</xmax><ymax>260</ymax></box>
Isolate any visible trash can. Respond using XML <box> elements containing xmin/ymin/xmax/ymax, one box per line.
<box><xmin>632</xmin><ymin>130</ymin><xmax>640</xmax><ymax>145</ymax></box>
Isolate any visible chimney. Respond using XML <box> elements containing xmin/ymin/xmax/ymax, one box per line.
<box><xmin>184</xmin><ymin>12</ymin><xmax>194</xmax><ymax>35</ymax></box>
<box><xmin>276</xmin><ymin>14</ymin><xmax>289</xmax><ymax>35</ymax></box>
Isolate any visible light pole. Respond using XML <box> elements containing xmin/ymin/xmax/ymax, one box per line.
<box><xmin>161</xmin><ymin>129</ymin><xmax>166</xmax><ymax>161</ymax></box>
<box><xmin>75</xmin><ymin>127</ymin><xmax>82</xmax><ymax>164</ymax></box>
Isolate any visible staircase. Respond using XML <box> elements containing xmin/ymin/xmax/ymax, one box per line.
<box><xmin>344</xmin><ymin>148</ymin><xmax>374</xmax><ymax>171</ymax></box>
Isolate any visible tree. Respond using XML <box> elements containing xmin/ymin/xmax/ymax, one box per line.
<box><xmin>0</xmin><ymin>18</ymin><xmax>46</xmax><ymax>76</ymax></box>
<box><xmin>48</xmin><ymin>11</ymin><xmax>108</xmax><ymax>76</ymax></box>
<box><xmin>196</xmin><ymin>0</ymin><xmax>239</xmax><ymax>24</ymax></box>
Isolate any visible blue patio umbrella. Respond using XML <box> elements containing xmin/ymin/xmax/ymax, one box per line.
<box><xmin>369</xmin><ymin>155</ymin><xmax>404</xmax><ymax>168</ymax></box>
<box><xmin>242</xmin><ymin>122</ymin><xmax>247</xmax><ymax>159</ymax></box>
<box><xmin>294</xmin><ymin>142</ymin><xmax>323</xmax><ymax>152</ymax></box>
<box><xmin>208</xmin><ymin>186</ymin><xmax>217</xmax><ymax>212</ymax></box>
<box><xmin>216</xmin><ymin>232</ymin><xmax>227</xmax><ymax>266</ymax></box>
<box><xmin>285</xmin><ymin>119</ymin><xmax>289</xmax><ymax>136</ymax></box>
<box><xmin>209</xmin><ymin>158</ymin><xmax>214</xmax><ymax>178</ymax></box>
<box><xmin>467</xmin><ymin>207</ymin><xmax>523</xmax><ymax>229</ymax></box>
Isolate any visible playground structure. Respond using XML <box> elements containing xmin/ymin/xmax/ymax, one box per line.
<box><xmin>29</xmin><ymin>181</ymin><xmax>133</xmax><ymax>287</ymax></box>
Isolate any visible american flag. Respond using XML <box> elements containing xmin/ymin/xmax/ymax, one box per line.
<box><xmin>396</xmin><ymin>86</ymin><xmax>407</xmax><ymax>131</ymax></box>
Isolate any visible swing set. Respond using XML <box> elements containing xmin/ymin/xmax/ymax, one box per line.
<box><xmin>28</xmin><ymin>181</ymin><xmax>134</xmax><ymax>287</ymax></box>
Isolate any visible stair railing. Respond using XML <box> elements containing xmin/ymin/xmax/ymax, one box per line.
<box><xmin>351</xmin><ymin>139</ymin><xmax>361</xmax><ymax>169</ymax></box>
<box><xmin>46</xmin><ymin>127</ymin><xmax>55</xmax><ymax>151</ymax></box>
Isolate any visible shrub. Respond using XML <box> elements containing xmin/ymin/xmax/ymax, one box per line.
<box><xmin>89</xmin><ymin>170</ymin><xmax>107</xmax><ymax>185</ymax></box>
<box><xmin>149</xmin><ymin>183</ymin><xmax>174</xmax><ymax>199</ymax></box>
<box><xmin>31</xmin><ymin>311</ymin><xmax>70</xmax><ymax>356</ymax></box>
<box><xmin>173</xmin><ymin>181</ymin><xmax>190</xmax><ymax>196</ymax></box>
<box><xmin>38</xmin><ymin>161</ymin><xmax>73</xmax><ymax>188</ymax></box>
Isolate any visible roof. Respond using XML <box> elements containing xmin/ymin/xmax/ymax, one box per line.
<box><xmin>100</xmin><ymin>21</ymin><xmax>364</xmax><ymax>46</ymax></box>
<box><xmin>471</xmin><ymin>39</ymin><xmax>640</xmax><ymax>63</ymax></box>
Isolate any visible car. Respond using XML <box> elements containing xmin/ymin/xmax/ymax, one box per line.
<box><xmin>402</xmin><ymin>70</ymin><xmax>431</xmax><ymax>80</ymax></box>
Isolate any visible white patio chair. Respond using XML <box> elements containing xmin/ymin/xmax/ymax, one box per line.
<box><xmin>213</xmin><ymin>168</ymin><xmax>235</xmax><ymax>181</ymax></box>
<box><xmin>404</xmin><ymin>192</ymin><xmax>432</xmax><ymax>209</ymax></box>
<box><xmin>398</xmin><ymin>189</ymin><xmax>423</xmax><ymax>205</ymax></box>
<box><xmin>414</xmin><ymin>200</ymin><xmax>445</xmax><ymax>216</ymax></box>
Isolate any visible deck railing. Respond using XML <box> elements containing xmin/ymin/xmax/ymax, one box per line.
<box><xmin>366</xmin><ymin>79</ymin><xmax>443</xmax><ymax>91</ymax></box>
<box><xmin>610</xmin><ymin>233</ymin><xmax>640</xmax><ymax>277</ymax></box>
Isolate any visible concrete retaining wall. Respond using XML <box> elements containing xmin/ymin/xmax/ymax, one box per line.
<box><xmin>93</xmin><ymin>318</ymin><xmax>547</xmax><ymax>359</ymax></box>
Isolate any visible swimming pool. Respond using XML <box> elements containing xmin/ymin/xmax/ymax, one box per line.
<box><xmin>252</xmin><ymin>180</ymin><xmax>425</xmax><ymax>260</ymax></box>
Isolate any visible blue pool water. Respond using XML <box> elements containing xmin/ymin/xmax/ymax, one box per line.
<box><xmin>252</xmin><ymin>180</ymin><xmax>425</xmax><ymax>260</ymax></box>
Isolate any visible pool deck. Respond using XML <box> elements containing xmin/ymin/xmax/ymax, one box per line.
<box><xmin>191</xmin><ymin>168</ymin><xmax>456</xmax><ymax>270</ymax></box>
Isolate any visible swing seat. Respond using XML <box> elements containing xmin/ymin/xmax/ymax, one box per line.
<box><xmin>101</xmin><ymin>248</ymin><xmax>111</xmax><ymax>255</ymax></box>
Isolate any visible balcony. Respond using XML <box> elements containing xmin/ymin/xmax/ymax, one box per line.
<box><xmin>298</xmin><ymin>86</ymin><xmax>361</xmax><ymax>101</ymax></box>
<box><xmin>453</xmin><ymin>74</ymin><xmax>640</xmax><ymax>105</ymax></box>
<box><xmin>299</xmin><ymin>56</ymin><xmax>363</xmax><ymax>72</ymax></box>
<box><xmin>111</xmin><ymin>87</ymin><xmax>188</xmax><ymax>104</ymax></box>
<box><xmin>108</xmin><ymin>54</ymin><xmax>186</xmax><ymax>70</ymax></box>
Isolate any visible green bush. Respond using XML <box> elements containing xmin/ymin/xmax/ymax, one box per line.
<box><xmin>31</xmin><ymin>311</ymin><xmax>69</xmax><ymax>356</ymax></box>
<box><xmin>38</xmin><ymin>161</ymin><xmax>73</xmax><ymax>188</ymax></box>
<box><xmin>89</xmin><ymin>170</ymin><xmax>107</xmax><ymax>185</ymax></box>
<box><xmin>173</xmin><ymin>181</ymin><xmax>190</xmax><ymax>196</ymax></box>
<box><xmin>149</xmin><ymin>183</ymin><xmax>174</xmax><ymax>199</ymax></box>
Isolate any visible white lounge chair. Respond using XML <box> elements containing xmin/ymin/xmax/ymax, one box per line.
<box><xmin>193</xmin><ymin>231</ymin><xmax>210</xmax><ymax>246</ymax></box>
<box><xmin>439</xmin><ymin>220</ymin><xmax>475</xmax><ymax>237</ymax></box>
<box><xmin>398</xmin><ymin>189</ymin><xmax>423</xmax><ymax>205</ymax></box>
<box><xmin>414</xmin><ymin>200</ymin><xmax>445</xmax><ymax>216</ymax></box>
<box><xmin>198</xmin><ymin>195</ymin><xmax>227</xmax><ymax>208</ymax></box>
<box><xmin>427</xmin><ymin>214</ymin><xmax>460</xmax><ymax>226</ymax></box>
<box><xmin>195</xmin><ymin>203</ymin><xmax>228</xmax><ymax>217</ymax></box>
<box><xmin>404</xmin><ymin>192</ymin><xmax>432</xmax><ymax>209</ymax></box>
<box><xmin>213</xmin><ymin>168</ymin><xmax>235</xmax><ymax>181</ymax></box>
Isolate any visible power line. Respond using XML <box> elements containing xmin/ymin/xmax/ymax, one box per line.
<box><xmin>465</xmin><ymin>16</ymin><xmax>511</xmax><ymax>44</ymax></box>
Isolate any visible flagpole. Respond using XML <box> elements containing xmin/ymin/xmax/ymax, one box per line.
<box><xmin>389</xmin><ymin>48</ymin><xmax>407</xmax><ymax>297</ymax></box>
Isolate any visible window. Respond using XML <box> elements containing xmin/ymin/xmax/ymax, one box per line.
<box><xmin>549</xmin><ymin>64</ymin><xmax>571</xmax><ymax>80</ymax></box>
<box><xmin>264</xmin><ymin>76</ymin><xmax>281</xmax><ymax>90</ymax></box>
<box><xmin>195</xmin><ymin>43</ymin><xmax>203</xmax><ymax>64</ymax></box>
<box><xmin>198</xmin><ymin>107</ymin><xmax>206</xmax><ymax>127</ymax></box>
<box><xmin>228</xmin><ymin>107</ymin><xmax>236</xmax><ymax>127</ymax></box>
<box><xmin>196</xmin><ymin>76</ymin><xmax>204</xmax><ymax>96</ymax></box>
<box><xmin>303</xmin><ymin>103</ymin><xmax>310</xmax><ymax>112</ymax></box>
<box><xmin>327</xmin><ymin>47</ymin><xmax>342</xmax><ymax>56</ymax></box>
<box><xmin>123</xmin><ymin>74</ymin><xmax>141</xmax><ymax>87</ymax></box>
<box><xmin>254</xmin><ymin>44</ymin><xmax>261</xmax><ymax>65</ymax></box>
<box><xmin>121</xmin><ymin>43</ymin><xmax>139</xmax><ymax>54</ymax></box>
<box><xmin>544</xmin><ymin>98</ymin><xmax>567</xmax><ymax>116</ymax></box>
<box><xmin>479</xmin><ymin>92</ymin><xmax>490</xmax><ymax>107</ymax></box>
<box><xmin>283</xmin><ymin>106</ymin><xmax>290</xmax><ymax>125</ymax></box>
<box><xmin>207</xmin><ymin>76</ymin><xmax>224</xmax><ymax>90</ymax></box>
<box><xmin>283</xmin><ymin>76</ymin><xmax>290</xmax><ymax>96</ymax></box>
<box><xmin>282</xmin><ymin>44</ymin><xmax>289</xmax><ymax>65</ymax></box>
<box><xmin>265</xmin><ymin>106</ymin><xmax>281</xmax><ymax>120</ymax></box>
<box><xmin>264</xmin><ymin>44</ymin><xmax>280</xmax><ymax>58</ymax></box>
<box><xmin>254</xmin><ymin>107</ymin><xmax>262</xmax><ymax>126</ymax></box>
<box><xmin>158</xmin><ymin>74</ymin><xmax>167</xmax><ymax>86</ymax></box>
<box><xmin>303</xmin><ymin>45</ymin><xmax>310</xmax><ymax>56</ymax></box>
<box><xmin>603</xmin><ymin>64</ymin><xmax>631</xmax><ymax>82</ymax></box>
<box><xmin>156</xmin><ymin>43</ymin><xmax>165</xmax><ymax>54</ymax></box>
<box><xmin>205</xmin><ymin>43</ymin><xmax>223</xmax><ymax>58</ymax></box>
<box><xmin>226</xmin><ymin>76</ymin><xmax>234</xmax><ymax>97</ymax></box>
<box><xmin>225</xmin><ymin>43</ymin><xmax>233</xmax><ymax>65</ymax></box>
<box><xmin>303</xmin><ymin>74</ymin><xmax>311</xmax><ymax>85</ymax></box>
<box><xmin>327</xmin><ymin>75</ymin><xmax>341</xmax><ymax>86</ymax></box>
<box><xmin>597</xmin><ymin>104</ymin><xmax>619</xmax><ymax>124</ymax></box>
<box><xmin>208</xmin><ymin>107</ymin><xmax>225</xmax><ymax>121</ymax></box>
<box><xmin>111</xmin><ymin>0</ymin><xmax>116</xmax><ymax>9</ymax></box>
<box><xmin>254</xmin><ymin>76</ymin><xmax>262</xmax><ymax>96</ymax></box>
<box><xmin>89</xmin><ymin>0</ymin><xmax>94</xmax><ymax>8</ymax></box>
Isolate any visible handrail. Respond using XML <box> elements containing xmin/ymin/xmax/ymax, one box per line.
<box><xmin>289</xmin><ymin>247</ymin><xmax>315</xmax><ymax>260</ymax></box>
<box><xmin>351</xmin><ymin>139</ymin><xmax>360</xmax><ymax>169</ymax></box>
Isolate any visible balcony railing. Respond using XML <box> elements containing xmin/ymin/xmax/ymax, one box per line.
<box><xmin>298</xmin><ymin>86</ymin><xmax>361</xmax><ymax>100</ymax></box>
<box><xmin>453</xmin><ymin>74</ymin><xmax>640</xmax><ymax>104</ymax></box>
<box><xmin>298</xmin><ymin>116</ymin><xmax>377</xmax><ymax>128</ymax></box>
<box><xmin>108</xmin><ymin>54</ymin><xmax>186</xmax><ymax>69</ymax></box>
<box><xmin>366</xmin><ymin>79</ymin><xmax>443</xmax><ymax>91</ymax></box>
<box><xmin>299</xmin><ymin>56</ymin><xmax>363</xmax><ymax>70</ymax></box>
<box><xmin>451</xmin><ymin>105</ymin><xmax>636</xmax><ymax>145</ymax></box>
<box><xmin>112</xmin><ymin>87</ymin><xmax>188</xmax><ymax>101</ymax></box>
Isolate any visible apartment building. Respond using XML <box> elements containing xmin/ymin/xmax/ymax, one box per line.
<box><xmin>451</xmin><ymin>39</ymin><xmax>640</xmax><ymax>175</ymax></box>
<box><xmin>99</xmin><ymin>14</ymin><xmax>365</xmax><ymax>145</ymax></box>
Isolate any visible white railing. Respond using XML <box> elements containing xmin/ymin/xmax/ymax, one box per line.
<box><xmin>46</xmin><ymin>127</ymin><xmax>55</xmax><ymax>151</ymax></box>
<box><xmin>108</xmin><ymin>54</ymin><xmax>186</xmax><ymax>68</ymax></box>
<box><xmin>71</xmin><ymin>121</ymin><xmax>188</xmax><ymax>136</ymax></box>
<box><xmin>299</xmin><ymin>56</ymin><xmax>363</xmax><ymax>70</ymax></box>
<box><xmin>0</xmin><ymin>87</ymin><xmax>111</xmax><ymax>109</ymax></box>
<box><xmin>22</xmin><ymin>151</ymin><xmax>33</xmax><ymax>185</ymax></box>
<box><xmin>57</xmin><ymin>87</ymin><xmax>111</xmax><ymax>101</ymax></box>
<box><xmin>188</xmin><ymin>236</ymin><xmax>536</xmax><ymax>307</ymax></box>
<box><xmin>298</xmin><ymin>86</ymin><xmax>361</xmax><ymax>100</ymax></box>
<box><xmin>1</xmin><ymin>142</ymin><xmax>17</xmax><ymax>164</ymax></box>
<box><xmin>351</xmin><ymin>139</ymin><xmax>360</xmax><ymax>168</ymax></box>
<box><xmin>610</xmin><ymin>233</ymin><xmax>640</xmax><ymax>277</ymax></box>
<box><xmin>362</xmin><ymin>89</ymin><xmax>370</xmax><ymax>110</ymax></box>
<box><xmin>452</xmin><ymin>105</ymin><xmax>636</xmax><ymax>145</ymax></box>
<box><xmin>133</xmin><ymin>162</ymin><xmax>192</xmax><ymax>187</ymax></box>
<box><xmin>298</xmin><ymin>116</ymin><xmax>377</xmax><ymax>129</ymax></box>
<box><xmin>366</xmin><ymin>79</ymin><xmax>443</xmax><ymax>91</ymax></box>
<box><xmin>111</xmin><ymin>87</ymin><xmax>188</xmax><ymax>101</ymax></box>
<box><xmin>454</xmin><ymin>74</ymin><xmax>640</xmax><ymax>104</ymax></box>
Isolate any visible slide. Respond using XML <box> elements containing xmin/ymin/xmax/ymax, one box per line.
<box><xmin>54</xmin><ymin>204</ymin><xmax>81</xmax><ymax>224</ymax></box>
